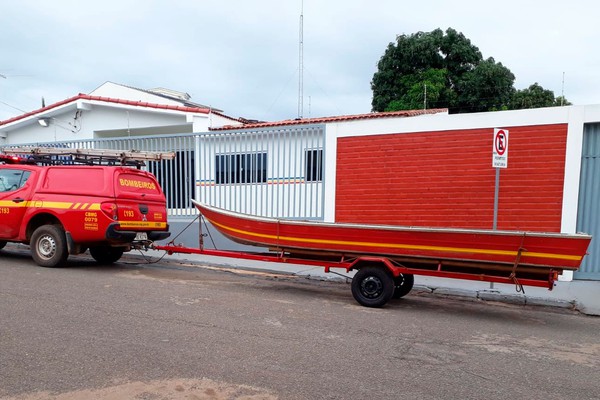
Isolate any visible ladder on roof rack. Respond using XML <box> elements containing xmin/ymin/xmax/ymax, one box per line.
<box><xmin>2</xmin><ymin>146</ymin><xmax>176</xmax><ymax>167</ymax></box>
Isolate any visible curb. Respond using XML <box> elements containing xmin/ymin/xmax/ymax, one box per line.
<box><xmin>417</xmin><ymin>285</ymin><xmax>580</xmax><ymax>312</ymax></box>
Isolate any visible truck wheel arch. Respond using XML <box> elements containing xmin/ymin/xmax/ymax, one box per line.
<box><xmin>25</xmin><ymin>213</ymin><xmax>63</xmax><ymax>242</ymax></box>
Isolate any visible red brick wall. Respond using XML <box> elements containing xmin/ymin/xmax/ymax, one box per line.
<box><xmin>335</xmin><ymin>124</ymin><xmax>567</xmax><ymax>232</ymax></box>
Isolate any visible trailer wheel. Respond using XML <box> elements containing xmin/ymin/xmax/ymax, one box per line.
<box><xmin>351</xmin><ymin>266</ymin><xmax>395</xmax><ymax>308</ymax></box>
<box><xmin>392</xmin><ymin>273</ymin><xmax>414</xmax><ymax>299</ymax></box>
<box><xmin>31</xmin><ymin>225</ymin><xmax>68</xmax><ymax>267</ymax></box>
<box><xmin>90</xmin><ymin>246</ymin><xmax>124</xmax><ymax>264</ymax></box>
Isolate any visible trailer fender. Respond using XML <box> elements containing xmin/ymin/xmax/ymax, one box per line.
<box><xmin>346</xmin><ymin>256</ymin><xmax>406</xmax><ymax>277</ymax></box>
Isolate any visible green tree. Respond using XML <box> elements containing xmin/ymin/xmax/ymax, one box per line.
<box><xmin>510</xmin><ymin>83</ymin><xmax>571</xmax><ymax>109</ymax></box>
<box><xmin>384</xmin><ymin>68</ymin><xmax>447</xmax><ymax>111</ymax></box>
<box><xmin>371</xmin><ymin>28</ymin><xmax>568</xmax><ymax>113</ymax></box>
<box><xmin>454</xmin><ymin>57</ymin><xmax>515</xmax><ymax>113</ymax></box>
<box><xmin>372</xmin><ymin>28</ymin><xmax>482</xmax><ymax>112</ymax></box>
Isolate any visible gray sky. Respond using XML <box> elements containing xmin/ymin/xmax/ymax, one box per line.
<box><xmin>1</xmin><ymin>0</ymin><xmax>599</xmax><ymax>122</ymax></box>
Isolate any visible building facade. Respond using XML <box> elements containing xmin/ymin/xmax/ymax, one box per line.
<box><xmin>1</xmin><ymin>87</ymin><xmax>599</xmax><ymax>281</ymax></box>
<box><xmin>0</xmin><ymin>82</ymin><xmax>243</xmax><ymax>145</ymax></box>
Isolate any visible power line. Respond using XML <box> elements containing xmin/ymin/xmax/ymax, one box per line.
<box><xmin>0</xmin><ymin>100</ymin><xmax>28</xmax><ymax>114</ymax></box>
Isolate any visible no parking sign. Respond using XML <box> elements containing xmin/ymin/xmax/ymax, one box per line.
<box><xmin>493</xmin><ymin>128</ymin><xmax>509</xmax><ymax>168</ymax></box>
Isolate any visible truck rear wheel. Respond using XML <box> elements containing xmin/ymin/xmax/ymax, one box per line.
<box><xmin>351</xmin><ymin>266</ymin><xmax>395</xmax><ymax>308</ymax></box>
<box><xmin>31</xmin><ymin>225</ymin><xmax>68</xmax><ymax>267</ymax></box>
<box><xmin>90</xmin><ymin>246</ymin><xmax>124</xmax><ymax>264</ymax></box>
<box><xmin>392</xmin><ymin>273</ymin><xmax>415</xmax><ymax>299</ymax></box>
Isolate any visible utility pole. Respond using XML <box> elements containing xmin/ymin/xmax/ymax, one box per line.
<box><xmin>561</xmin><ymin>72</ymin><xmax>565</xmax><ymax>106</ymax></box>
<box><xmin>298</xmin><ymin>0</ymin><xmax>304</xmax><ymax>119</ymax></box>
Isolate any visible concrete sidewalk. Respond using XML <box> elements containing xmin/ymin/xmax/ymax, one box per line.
<box><xmin>142</xmin><ymin>249</ymin><xmax>600</xmax><ymax>316</ymax></box>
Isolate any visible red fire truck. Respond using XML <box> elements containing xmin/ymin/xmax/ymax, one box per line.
<box><xmin>0</xmin><ymin>147</ymin><xmax>173</xmax><ymax>267</ymax></box>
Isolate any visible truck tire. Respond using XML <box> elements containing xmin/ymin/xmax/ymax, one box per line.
<box><xmin>392</xmin><ymin>273</ymin><xmax>415</xmax><ymax>299</ymax></box>
<box><xmin>0</xmin><ymin>241</ymin><xmax>6</xmax><ymax>250</ymax></box>
<box><xmin>351</xmin><ymin>266</ymin><xmax>395</xmax><ymax>308</ymax></box>
<box><xmin>31</xmin><ymin>225</ymin><xmax>68</xmax><ymax>267</ymax></box>
<box><xmin>90</xmin><ymin>246</ymin><xmax>124</xmax><ymax>264</ymax></box>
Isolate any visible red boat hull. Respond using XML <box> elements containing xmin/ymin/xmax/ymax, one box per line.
<box><xmin>193</xmin><ymin>201</ymin><xmax>591</xmax><ymax>270</ymax></box>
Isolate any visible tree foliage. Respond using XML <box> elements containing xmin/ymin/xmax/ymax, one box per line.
<box><xmin>455</xmin><ymin>57</ymin><xmax>515</xmax><ymax>113</ymax></box>
<box><xmin>371</xmin><ymin>28</ymin><xmax>568</xmax><ymax>113</ymax></box>
<box><xmin>509</xmin><ymin>83</ymin><xmax>571</xmax><ymax>109</ymax></box>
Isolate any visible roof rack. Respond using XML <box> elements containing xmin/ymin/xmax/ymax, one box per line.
<box><xmin>1</xmin><ymin>147</ymin><xmax>176</xmax><ymax>167</ymax></box>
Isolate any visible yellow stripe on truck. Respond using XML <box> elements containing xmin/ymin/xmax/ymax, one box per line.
<box><xmin>41</xmin><ymin>202</ymin><xmax>73</xmax><ymax>209</ymax></box>
<box><xmin>0</xmin><ymin>200</ymin><xmax>30</xmax><ymax>207</ymax></box>
<box><xmin>0</xmin><ymin>201</ymin><xmax>102</xmax><ymax>210</ymax></box>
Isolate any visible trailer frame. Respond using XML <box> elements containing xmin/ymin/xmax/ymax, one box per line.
<box><xmin>152</xmin><ymin>241</ymin><xmax>557</xmax><ymax>307</ymax></box>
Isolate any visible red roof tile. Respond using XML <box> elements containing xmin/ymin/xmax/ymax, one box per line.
<box><xmin>0</xmin><ymin>94</ymin><xmax>214</xmax><ymax>127</ymax></box>
<box><xmin>210</xmin><ymin>108</ymin><xmax>448</xmax><ymax>131</ymax></box>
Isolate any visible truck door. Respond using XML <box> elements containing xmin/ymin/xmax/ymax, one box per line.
<box><xmin>113</xmin><ymin>169</ymin><xmax>169</xmax><ymax>239</ymax></box>
<box><xmin>0</xmin><ymin>168</ymin><xmax>33</xmax><ymax>239</ymax></box>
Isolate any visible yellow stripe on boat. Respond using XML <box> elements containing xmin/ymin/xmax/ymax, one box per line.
<box><xmin>207</xmin><ymin>219</ymin><xmax>582</xmax><ymax>262</ymax></box>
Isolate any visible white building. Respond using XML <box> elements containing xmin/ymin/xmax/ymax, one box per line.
<box><xmin>0</xmin><ymin>81</ymin><xmax>244</xmax><ymax>145</ymax></box>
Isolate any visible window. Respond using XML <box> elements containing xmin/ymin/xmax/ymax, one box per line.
<box><xmin>305</xmin><ymin>149</ymin><xmax>323</xmax><ymax>182</ymax></box>
<box><xmin>216</xmin><ymin>152</ymin><xmax>267</xmax><ymax>184</ymax></box>
<box><xmin>0</xmin><ymin>169</ymin><xmax>31</xmax><ymax>192</ymax></box>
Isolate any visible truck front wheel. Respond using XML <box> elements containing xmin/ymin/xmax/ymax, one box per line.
<box><xmin>31</xmin><ymin>225</ymin><xmax>68</xmax><ymax>267</ymax></box>
<box><xmin>89</xmin><ymin>246</ymin><xmax>124</xmax><ymax>264</ymax></box>
<box><xmin>351</xmin><ymin>266</ymin><xmax>395</xmax><ymax>308</ymax></box>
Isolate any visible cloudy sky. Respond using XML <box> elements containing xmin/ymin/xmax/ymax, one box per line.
<box><xmin>1</xmin><ymin>0</ymin><xmax>599</xmax><ymax>122</ymax></box>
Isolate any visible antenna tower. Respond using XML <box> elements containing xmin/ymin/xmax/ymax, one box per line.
<box><xmin>298</xmin><ymin>0</ymin><xmax>304</xmax><ymax>119</ymax></box>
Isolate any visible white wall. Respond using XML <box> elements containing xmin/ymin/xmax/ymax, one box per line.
<box><xmin>86</xmin><ymin>104</ymin><xmax>196</xmax><ymax>136</ymax></box>
<box><xmin>206</xmin><ymin>112</ymin><xmax>244</xmax><ymax>129</ymax></box>
<box><xmin>4</xmin><ymin>111</ymin><xmax>83</xmax><ymax>144</ymax></box>
<box><xmin>334</xmin><ymin>107</ymin><xmax>572</xmax><ymax>138</ymax></box>
<box><xmin>2</xmin><ymin>100</ymin><xmax>214</xmax><ymax>145</ymax></box>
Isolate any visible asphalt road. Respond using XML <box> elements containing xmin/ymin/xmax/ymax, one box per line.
<box><xmin>1</xmin><ymin>244</ymin><xmax>599</xmax><ymax>400</ymax></box>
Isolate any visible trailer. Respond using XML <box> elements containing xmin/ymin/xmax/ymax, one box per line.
<box><xmin>153</xmin><ymin>202</ymin><xmax>592</xmax><ymax>308</ymax></box>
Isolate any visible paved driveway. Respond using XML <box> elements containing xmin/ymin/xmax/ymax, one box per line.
<box><xmin>1</xmin><ymin>245</ymin><xmax>599</xmax><ymax>400</ymax></box>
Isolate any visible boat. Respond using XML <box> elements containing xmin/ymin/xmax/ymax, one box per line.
<box><xmin>192</xmin><ymin>200</ymin><xmax>591</xmax><ymax>273</ymax></box>
<box><xmin>178</xmin><ymin>201</ymin><xmax>593</xmax><ymax>307</ymax></box>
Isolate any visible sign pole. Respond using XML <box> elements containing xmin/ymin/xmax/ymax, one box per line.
<box><xmin>491</xmin><ymin>128</ymin><xmax>509</xmax><ymax>288</ymax></box>
<box><xmin>492</xmin><ymin>128</ymin><xmax>509</xmax><ymax>230</ymax></box>
<box><xmin>490</xmin><ymin>167</ymin><xmax>500</xmax><ymax>290</ymax></box>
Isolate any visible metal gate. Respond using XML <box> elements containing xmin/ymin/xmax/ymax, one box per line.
<box><xmin>1</xmin><ymin>125</ymin><xmax>326</xmax><ymax>220</ymax></box>
<box><xmin>576</xmin><ymin>123</ymin><xmax>600</xmax><ymax>280</ymax></box>
<box><xmin>195</xmin><ymin>125</ymin><xmax>325</xmax><ymax>219</ymax></box>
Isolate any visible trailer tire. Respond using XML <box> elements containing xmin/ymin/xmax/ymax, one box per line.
<box><xmin>351</xmin><ymin>266</ymin><xmax>395</xmax><ymax>308</ymax></box>
<box><xmin>392</xmin><ymin>273</ymin><xmax>415</xmax><ymax>299</ymax></box>
<box><xmin>31</xmin><ymin>225</ymin><xmax>68</xmax><ymax>268</ymax></box>
<box><xmin>90</xmin><ymin>246</ymin><xmax>124</xmax><ymax>264</ymax></box>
